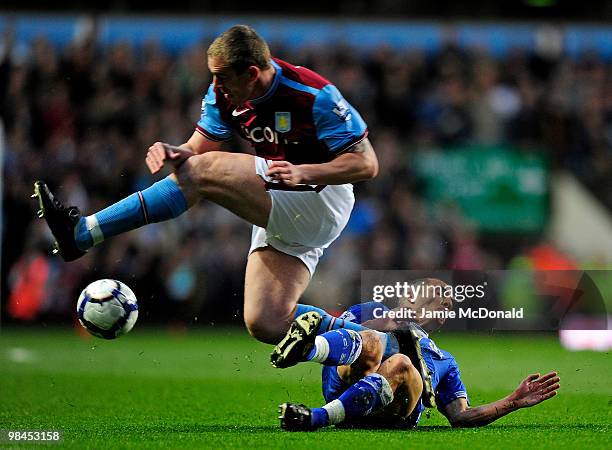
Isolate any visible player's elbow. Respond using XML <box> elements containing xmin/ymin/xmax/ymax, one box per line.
<box><xmin>448</xmin><ymin>413</ymin><xmax>483</xmax><ymax>428</ymax></box>
<box><xmin>346</xmin><ymin>157</ymin><xmax>377</xmax><ymax>183</ymax></box>
<box><xmin>451</xmin><ymin>420</ymin><xmax>485</xmax><ymax>428</ymax></box>
<box><xmin>444</xmin><ymin>407</ymin><xmax>474</xmax><ymax>428</ymax></box>
<box><xmin>450</xmin><ymin>418</ymin><xmax>466</xmax><ymax>428</ymax></box>
<box><xmin>449</xmin><ymin>416</ymin><xmax>473</xmax><ymax>428</ymax></box>
<box><xmin>357</xmin><ymin>151</ymin><xmax>378</xmax><ymax>180</ymax></box>
<box><xmin>347</xmin><ymin>138</ymin><xmax>378</xmax><ymax>180</ymax></box>
<box><xmin>362</xmin><ymin>155</ymin><xmax>378</xmax><ymax>179</ymax></box>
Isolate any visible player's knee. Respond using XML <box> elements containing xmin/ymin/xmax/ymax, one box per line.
<box><xmin>244</xmin><ymin>320</ymin><xmax>270</xmax><ymax>343</ymax></box>
<box><xmin>243</xmin><ymin>308</ymin><xmax>289</xmax><ymax>344</ymax></box>
<box><xmin>244</xmin><ymin>316</ymin><xmax>274</xmax><ymax>343</ymax></box>
<box><xmin>386</xmin><ymin>354</ymin><xmax>419</xmax><ymax>381</ymax></box>
<box><xmin>178</xmin><ymin>151</ymin><xmax>222</xmax><ymax>192</ymax></box>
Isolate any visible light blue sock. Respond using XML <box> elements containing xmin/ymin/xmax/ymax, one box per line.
<box><xmin>306</xmin><ymin>329</ymin><xmax>363</xmax><ymax>366</ymax></box>
<box><xmin>74</xmin><ymin>177</ymin><xmax>188</xmax><ymax>250</ymax></box>
<box><xmin>311</xmin><ymin>373</ymin><xmax>394</xmax><ymax>428</ymax></box>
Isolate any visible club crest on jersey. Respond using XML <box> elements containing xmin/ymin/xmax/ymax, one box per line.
<box><xmin>333</xmin><ymin>99</ymin><xmax>351</xmax><ymax>121</ymax></box>
<box><xmin>275</xmin><ymin>112</ymin><xmax>291</xmax><ymax>133</ymax></box>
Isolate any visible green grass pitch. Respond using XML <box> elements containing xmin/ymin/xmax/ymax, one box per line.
<box><xmin>1</xmin><ymin>327</ymin><xmax>610</xmax><ymax>449</ymax></box>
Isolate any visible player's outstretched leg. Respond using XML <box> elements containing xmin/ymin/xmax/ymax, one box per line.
<box><xmin>292</xmin><ymin>305</ymin><xmax>405</xmax><ymax>361</ymax></box>
<box><xmin>389</xmin><ymin>323</ymin><xmax>436</xmax><ymax>407</ymax></box>
<box><xmin>35</xmin><ymin>152</ymin><xmax>273</xmax><ymax>263</ymax></box>
<box><xmin>279</xmin><ymin>372</ymin><xmax>394</xmax><ymax>431</ymax></box>
<box><xmin>272</xmin><ymin>311</ymin><xmax>398</xmax><ymax>369</ymax></box>
<box><xmin>279</xmin><ymin>352</ymin><xmax>424</xmax><ymax>431</ymax></box>
<box><xmin>33</xmin><ymin>177</ymin><xmax>189</xmax><ymax>262</ymax></box>
<box><xmin>271</xmin><ymin>312</ymin><xmax>368</xmax><ymax>368</ymax></box>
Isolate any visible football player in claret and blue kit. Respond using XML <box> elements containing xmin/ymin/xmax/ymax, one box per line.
<box><xmin>33</xmin><ymin>24</ymin><xmax>378</xmax><ymax>345</ymax></box>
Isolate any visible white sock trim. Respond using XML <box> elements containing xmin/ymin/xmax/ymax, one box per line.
<box><xmin>322</xmin><ymin>399</ymin><xmax>345</xmax><ymax>425</ymax></box>
<box><xmin>374</xmin><ymin>330</ymin><xmax>388</xmax><ymax>355</ymax></box>
<box><xmin>361</xmin><ymin>373</ymin><xmax>395</xmax><ymax>408</ymax></box>
<box><xmin>371</xmin><ymin>373</ymin><xmax>395</xmax><ymax>407</ymax></box>
<box><xmin>344</xmin><ymin>330</ymin><xmax>363</xmax><ymax>366</ymax></box>
<box><xmin>85</xmin><ymin>215</ymin><xmax>104</xmax><ymax>245</ymax></box>
<box><xmin>309</xmin><ymin>336</ymin><xmax>330</xmax><ymax>363</ymax></box>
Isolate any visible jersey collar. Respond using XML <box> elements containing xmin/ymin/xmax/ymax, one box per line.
<box><xmin>250</xmin><ymin>59</ymin><xmax>282</xmax><ymax>105</ymax></box>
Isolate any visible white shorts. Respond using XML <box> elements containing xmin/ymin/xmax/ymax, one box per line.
<box><xmin>249</xmin><ymin>156</ymin><xmax>355</xmax><ymax>275</ymax></box>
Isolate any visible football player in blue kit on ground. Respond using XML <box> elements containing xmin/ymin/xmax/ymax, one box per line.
<box><xmin>33</xmin><ymin>24</ymin><xmax>378</xmax><ymax>345</ymax></box>
<box><xmin>272</xmin><ymin>279</ymin><xmax>561</xmax><ymax>430</ymax></box>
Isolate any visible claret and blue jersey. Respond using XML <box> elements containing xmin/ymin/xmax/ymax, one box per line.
<box><xmin>197</xmin><ymin>58</ymin><xmax>368</xmax><ymax>165</ymax></box>
<box><xmin>323</xmin><ymin>301</ymin><xmax>469</xmax><ymax>427</ymax></box>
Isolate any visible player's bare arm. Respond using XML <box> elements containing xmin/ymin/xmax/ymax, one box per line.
<box><xmin>266</xmin><ymin>138</ymin><xmax>378</xmax><ymax>186</ymax></box>
<box><xmin>146</xmin><ymin>131</ymin><xmax>224</xmax><ymax>174</ymax></box>
<box><xmin>441</xmin><ymin>372</ymin><xmax>560</xmax><ymax>428</ymax></box>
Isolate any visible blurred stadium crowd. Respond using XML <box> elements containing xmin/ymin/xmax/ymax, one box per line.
<box><xmin>1</xmin><ymin>29</ymin><xmax>611</xmax><ymax>324</ymax></box>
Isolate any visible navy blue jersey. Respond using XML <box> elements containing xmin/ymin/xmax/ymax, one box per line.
<box><xmin>196</xmin><ymin>58</ymin><xmax>368</xmax><ymax>165</ymax></box>
<box><xmin>322</xmin><ymin>301</ymin><xmax>469</xmax><ymax>427</ymax></box>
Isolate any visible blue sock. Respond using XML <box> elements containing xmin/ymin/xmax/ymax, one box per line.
<box><xmin>294</xmin><ymin>304</ymin><xmax>398</xmax><ymax>361</ymax></box>
<box><xmin>310</xmin><ymin>408</ymin><xmax>330</xmax><ymax>429</ymax></box>
<box><xmin>306</xmin><ymin>329</ymin><xmax>362</xmax><ymax>366</ymax></box>
<box><xmin>74</xmin><ymin>177</ymin><xmax>188</xmax><ymax>250</ymax></box>
<box><xmin>294</xmin><ymin>304</ymin><xmax>368</xmax><ymax>334</ymax></box>
<box><xmin>311</xmin><ymin>373</ymin><xmax>394</xmax><ymax>428</ymax></box>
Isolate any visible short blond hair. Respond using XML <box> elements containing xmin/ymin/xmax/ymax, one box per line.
<box><xmin>207</xmin><ymin>25</ymin><xmax>271</xmax><ymax>74</ymax></box>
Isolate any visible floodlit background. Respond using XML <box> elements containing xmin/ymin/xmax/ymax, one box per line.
<box><xmin>0</xmin><ymin>3</ymin><xmax>610</xmax><ymax>448</ymax></box>
<box><xmin>2</xmin><ymin>9</ymin><xmax>611</xmax><ymax>328</ymax></box>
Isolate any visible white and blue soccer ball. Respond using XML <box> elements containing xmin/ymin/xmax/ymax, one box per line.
<box><xmin>77</xmin><ymin>279</ymin><xmax>139</xmax><ymax>339</ymax></box>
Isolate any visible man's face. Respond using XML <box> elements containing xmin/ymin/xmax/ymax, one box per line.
<box><xmin>208</xmin><ymin>56</ymin><xmax>254</xmax><ymax>106</ymax></box>
<box><xmin>397</xmin><ymin>279</ymin><xmax>453</xmax><ymax>332</ymax></box>
<box><xmin>418</xmin><ymin>293</ymin><xmax>453</xmax><ymax>330</ymax></box>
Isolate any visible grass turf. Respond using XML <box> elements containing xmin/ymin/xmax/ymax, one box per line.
<box><xmin>0</xmin><ymin>327</ymin><xmax>610</xmax><ymax>449</ymax></box>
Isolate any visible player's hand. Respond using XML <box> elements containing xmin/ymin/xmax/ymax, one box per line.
<box><xmin>266</xmin><ymin>161</ymin><xmax>305</xmax><ymax>187</ymax></box>
<box><xmin>146</xmin><ymin>142</ymin><xmax>194</xmax><ymax>174</ymax></box>
<box><xmin>508</xmin><ymin>372</ymin><xmax>560</xmax><ymax>408</ymax></box>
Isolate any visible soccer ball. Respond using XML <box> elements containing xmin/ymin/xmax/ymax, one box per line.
<box><xmin>77</xmin><ymin>279</ymin><xmax>139</xmax><ymax>339</ymax></box>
